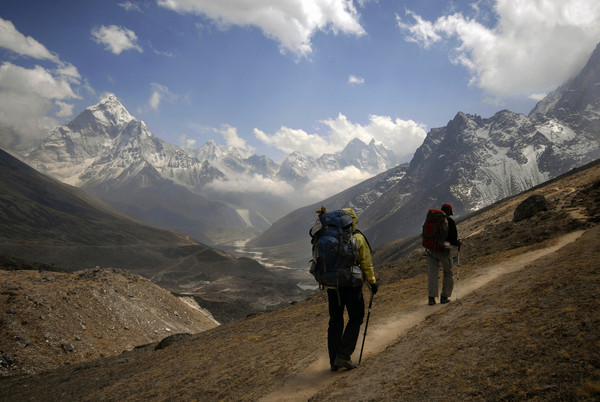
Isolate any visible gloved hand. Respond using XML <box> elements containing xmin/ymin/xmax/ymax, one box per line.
<box><xmin>370</xmin><ymin>282</ymin><xmax>378</xmax><ymax>295</ymax></box>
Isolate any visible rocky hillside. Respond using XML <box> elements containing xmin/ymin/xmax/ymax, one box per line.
<box><xmin>357</xmin><ymin>42</ymin><xmax>600</xmax><ymax>247</ymax></box>
<box><xmin>1</xmin><ymin>159</ymin><xmax>598</xmax><ymax>401</ymax></box>
<box><xmin>251</xmin><ymin>42</ymin><xmax>600</xmax><ymax>258</ymax></box>
<box><xmin>0</xmin><ymin>267</ymin><xmax>217</xmax><ymax>377</ymax></box>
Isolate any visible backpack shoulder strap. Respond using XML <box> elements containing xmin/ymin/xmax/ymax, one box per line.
<box><xmin>353</xmin><ymin>229</ymin><xmax>372</xmax><ymax>254</ymax></box>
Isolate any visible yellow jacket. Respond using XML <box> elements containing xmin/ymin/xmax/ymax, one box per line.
<box><xmin>343</xmin><ymin>208</ymin><xmax>376</xmax><ymax>285</ymax></box>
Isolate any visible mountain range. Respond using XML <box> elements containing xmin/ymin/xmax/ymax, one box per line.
<box><xmin>0</xmin><ymin>149</ymin><xmax>305</xmax><ymax>323</ymax></box>
<box><xmin>23</xmin><ymin>40</ymin><xmax>599</xmax><ymax>255</ymax></box>
<box><xmin>250</xmin><ymin>41</ymin><xmax>600</xmax><ymax>261</ymax></box>
<box><xmin>5</xmin><ymin>39</ymin><xmax>600</xmax><ymax>325</ymax></box>
<box><xmin>19</xmin><ymin>100</ymin><xmax>400</xmax><ymax>246</ymax></box>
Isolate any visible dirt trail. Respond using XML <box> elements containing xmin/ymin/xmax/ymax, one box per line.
<box><xmin>259</xmin><ymin>230</ymin><xmax>585</xmax><ymax>402</ymax></box>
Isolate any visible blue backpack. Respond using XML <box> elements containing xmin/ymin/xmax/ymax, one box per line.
<box><xmin>309</xmin><ymin>210</ymin><xmax>361</xmax><ymax>288</ymax></box>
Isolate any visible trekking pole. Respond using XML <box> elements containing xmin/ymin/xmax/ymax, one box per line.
<box><xmin>358</xmin><ymin>287</ymin><xmax>374</xmax><ymax>365</ymax></box>
<box><xmin>456</xmin><ymin>244</ymin><xmax>461</xmax><ymax>301</ymax></box>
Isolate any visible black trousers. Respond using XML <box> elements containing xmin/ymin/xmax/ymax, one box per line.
<box><xmin>327</xmin><ymin>286</ymin><xmax>365</xmax><ymax>365</ymax></box>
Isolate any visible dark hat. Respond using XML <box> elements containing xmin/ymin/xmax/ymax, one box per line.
<box><xmin>441</xmin><ymin>203</ymin><xmax>453</xmax><ymax>215</ymax></box>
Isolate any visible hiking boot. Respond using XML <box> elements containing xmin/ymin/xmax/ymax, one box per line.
<box><xmin>334</xmin><ymin>357</ymin><xmax>357</xmax><ymax>370</ymax></box>
<box><xmin>330</xmin><ymin>365</ymin><xmax>339</xmax><ymax>372</ymax></box>
<box><xmin>440</xmin><ymin>296</ymin><xmax>450</xmax><ymax>304</ymax></box>
<box><xmin>428</xmin><ymin>297</ymin><xmax>436</xmax><ymax>305</ymax></box>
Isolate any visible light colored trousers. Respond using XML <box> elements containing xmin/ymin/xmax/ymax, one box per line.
<box><xmin>427</xmin><ymin>248</ymin><xmax>454</xmax><ymax>298</ymax></box>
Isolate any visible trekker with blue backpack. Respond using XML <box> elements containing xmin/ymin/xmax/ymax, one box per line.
<box><xmin>422</xmin><ymin>203</ymin><xmax>462</xmax><ymax>305</ymax></box>
<box><xmin>309</xmin><ymin>207</ymin><xmax>378</xmax><ymax>371</ymax></box>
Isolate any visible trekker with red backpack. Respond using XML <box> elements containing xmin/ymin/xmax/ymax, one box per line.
<box><xmin>422</xmin><ymin>203</ymin><xmax>462</xmax><ymax>305</ymax></box>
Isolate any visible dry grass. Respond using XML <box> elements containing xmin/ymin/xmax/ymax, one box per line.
<box><xmin>315</xmin><ymin>225</ymin><xmax>600</xmax><ymax>401</ymax></box>
<box><xmin>0</xmin><ymin>163</ymin><xmax>599</xmax><ymax>401</ymax></box>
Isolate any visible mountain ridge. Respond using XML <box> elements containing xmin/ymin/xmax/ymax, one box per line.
<box><xmin>19</xmin><ymin>96</ymin><xmax>400</xmax><ymax>246</ymax></box>
<box><xmin>252</xmin><ymin>42</ymin><xmax>600</xmax><ymax>258</ymax></box>
<box><xmin>0</xmin><ymin>148</ymin><xmax>306</xmax><ymax>323</ymax></box>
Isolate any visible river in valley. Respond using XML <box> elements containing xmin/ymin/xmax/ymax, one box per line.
<box><xmin>221</xmin><ymin>240</ymin><xmax>318</xmax><ymax>291</ymax></box>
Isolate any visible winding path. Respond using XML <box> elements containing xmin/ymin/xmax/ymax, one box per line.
<box><xmin>259</xmin><ymin>230</ymin><xmax>585</xmax><ymax>402</ymax></box>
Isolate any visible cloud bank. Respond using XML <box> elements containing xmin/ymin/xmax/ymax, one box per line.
<box><xmin>254</xmin><ymin>113</ymin><xmax>427</xmax><ymax>160</ymax></box>
<box><xmin>206</xmin><ymin>163</ymin><xmax>376</xmax><ymax>209</ymax></box>
<box><xmin>397</xmin><ymin>0</ymin><xmax>600</xmax><ymax>100</ymax></box>
<box><xmin>211</xmin><ymin>112</ymin><xmax>427</xmax><ymax>206</ymax></box>
<box><xmin>0</xmin><ymin>17</ymin><xmax>83</xmax><ymax>150</ymax></box>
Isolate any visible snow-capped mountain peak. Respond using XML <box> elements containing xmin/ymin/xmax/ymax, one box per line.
<box><xmin>68</xmin><ymin>94</ymin><xmax>134</xmax><ymax>135</ymax></box>
<box><xmin>190</xmin><ymin>140</ymin><xmax>225</xmax><ymax>161</ymax></box>
<box><xmin>93</xmin><ymin>93</ymin><xmax>134</xmax><ymax>126</ymax></box>
<box><xmin>276</xmin><ymin>151</ymin><xmax>315</xmax><ymax>183</ymax></box>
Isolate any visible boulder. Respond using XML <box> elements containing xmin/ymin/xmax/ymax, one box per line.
<box><xmin>513</xmin><ymin>194</ymin><xmax>548</xmax><ymax>222</ymax></box>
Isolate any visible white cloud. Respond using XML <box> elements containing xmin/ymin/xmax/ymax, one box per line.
<box><xmin>153</xmin><ymin>48</ymin><xmax>174</xmax><ymax>57</ymax></box>
<box><xmin>0</xmin><ymin>63</ymin><xmax>77</xmax><ymax>100</ymax></box>
<box><xmin>254</xmin><ymin>126</ymin><xmax>331</xmax><ymax>157</ymax></box>
<box><xmin>119</xmin><ymin>1</ymin><xmax>142</xmax><ymax>12</ymax></box>
<box><xmin>91</xmin><ymin>25</ymin><xmax>143</xmax><ymax>55</ymax></box>
<box><xmin>55</xmin><ymin>101</ymin><xmax>75</xmax><ymax>118</ymax></box>
<box><xmin>324</xmin><ymin>113</ymin><xmax>427</xmax><ymax>158</ymax></box>
<box><xmin>137</xmin><ymin>83</ymin><xmax>174</xmax><ymax>114</ymax></box>
<box><xmin>528</xmin><ymin>93</ymin><xmax>547</xmax><ymax>101</ymax></box>
<box><xmin>396</xmin><ymin>10</ymin><xmax>441</xmax><ymax>48</ymax></box>
<box><xmin>204</xmin><ymin>164</ymin><xmax>372</xmax><ymax>208</ymax></box>
<box><xmin>300</xmin><ymin>165</ymin><xmax>373</xmax><ymax>203</ymax></box>
<box><xmin>216</xmin><ymin>124</ymin><xmax>254</xmax><ymax>152</ymax></box>
<box><xmin>398</xmin><ymin>0</ymin><xmax>600</xmax><ymax>99</ymax></box>
<box><xmin>149</xmin><ymin>91</ymin><xmax>161</xmax><ymax>111</ymax></box>
<box><xmin>0</xmin><ymin>63</ymin><xmax>80</xmax><ymax>148</ymax></box>
<box><xmin>348</xmin><ymin>74</ymin><xmax>364</xmax><ymax>85</ymax></box>
<box><xmin>255</xmin><ymin>113</ymin><xmax>427</xmax><ymax>159</ymax></box>
<box><xmin>157</xmin><ymin>0</ymin><xmax>366</xmax><ymax>57</ymax></box>
<box><xmin>0</xmin><ymin>92</ymin><xmax>54</xmax><ymax>144</ymax></box>
<box><xmin>55</xmin><ymin>63</ymin><xmax>82</xmax><ymax>83</ymax></box>
<box><xmin>0</xmin><ymin>18</ymin><xmax>83</xmax><ymax>90</ymax></box>
<box><xmin>214</xmin><ymin>111</ymin><xmax>428</xmax><ymax>206</ymax></box>
<box><xmin>0</xmin><ymin>17</ymin><xmax>60</xmax><ymax>62</ymax></box>
<box><xmin>0</xmin><ymin>19</ymin><xmax>85</xmax><ymax>150</ymax></box>
<box><xmin>179</xmin><ymin>134</ymin><xmax>197</xmax><ymax>148</ymax></box>
<box><xmin>207</xmin><ymin>173</ymin><xmax>294</xmax><ymax>197</ymax></box>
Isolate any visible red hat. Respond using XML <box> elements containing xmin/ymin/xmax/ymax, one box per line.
<box><xmin>441</xmin><ymin>203</ymin><xmax>453</xmax><ymax>215</ymax></box>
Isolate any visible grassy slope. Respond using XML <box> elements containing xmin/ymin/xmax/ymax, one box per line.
<box><xmin>0</xmin><ymin>163</ymin><xmax>598</xmax><ymax>401</ymax></box>
<box><xmin>316</xmin><ymin>226</ymin><xmax>600</xmax><ymax>401</ymax></box>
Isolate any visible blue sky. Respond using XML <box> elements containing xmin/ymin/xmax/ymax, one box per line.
<box><xmin>1</xmin><ymin>0</ymin><xmax>600</xmax><ymax>163</ymax></box>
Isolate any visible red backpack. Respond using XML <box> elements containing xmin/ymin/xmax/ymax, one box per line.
<box><xmin>421</xmin><ymin>209</ymin><xmax>448</xmax><ymax>251</ymax></box>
